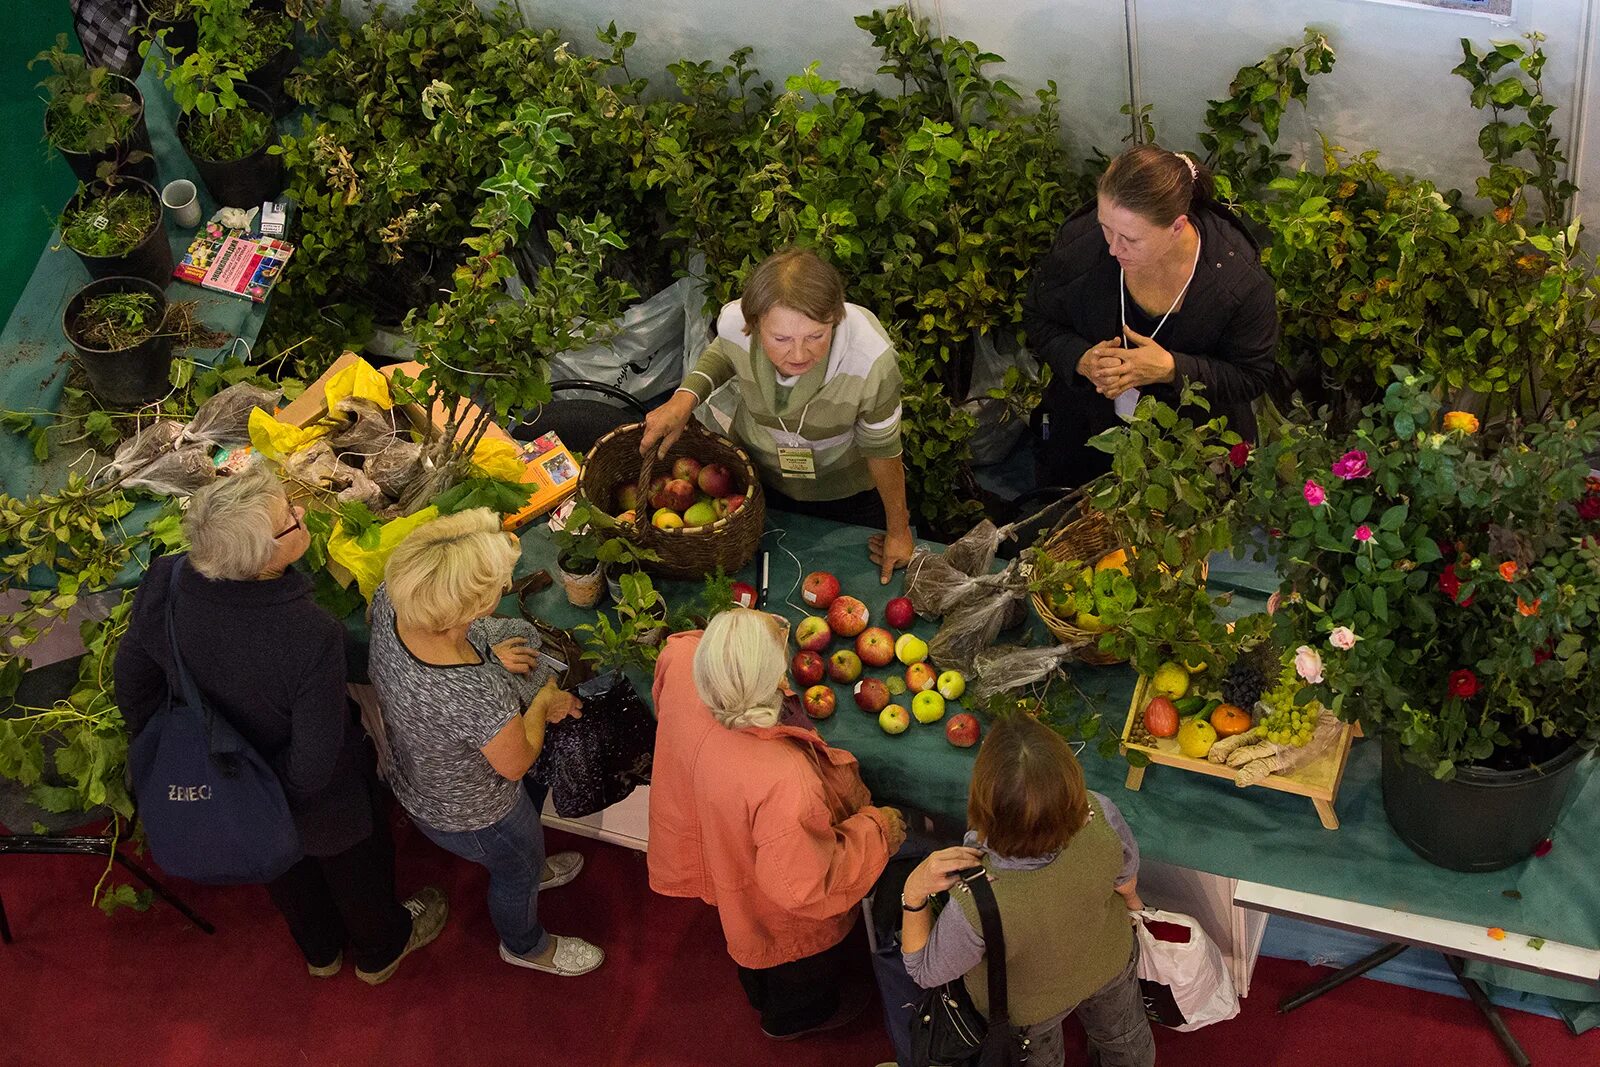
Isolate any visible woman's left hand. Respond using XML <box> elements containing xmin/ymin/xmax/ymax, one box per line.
<box><xmin>869</xmin><ymin>527</ymin><xmax>916</xmax><ymax>584</ymax></box>
<box><xmin>1093</xmin><ymin>326</ymin><xmax>1177</xmax><ymax>399</ymax></box>
<box><xmin>493</xmin><ymin>637</ymin><xmax>541</xmax><ymax>674</ymax></box>
<box><xmin>903</xmin><ymin>846</ymin><xmax>987</xmax><ymax>908</ymax></box>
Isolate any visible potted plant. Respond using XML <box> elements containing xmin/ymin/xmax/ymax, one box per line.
<box><xmin>32</xmin><ymin>35</ymin><xmax>156</xmax><ymax>185</ymax></box>
<box><xmin>61</xmin><ymin>276</ymin><xmax>175</xmax><ymax>407</ymax></box>
<box><xmin>57</xmin><ymin>175</ymin><xmax>173</xmax><ymax>286</ymax></box>
<box><xmin>156</xmin><ymin>43</ymin><xmax>282</xmax><ymax>207</ymax></box>
<box><xmin>577</xmin><ymin>571</ymin><xmax>671</xmax><ymax>675</ymax></box>
<box><xmin>186</xmin><ymin>0</ymin><xmax>299</xmax><ymax>116</ymax></box>
<box><xmin>139</xmin><ymin>0</ymin><xmax>199</xmax><ymax>58</ymax></box>
<box><xmin>1244</xmin><ymin>370</ymin><xmax>1600</xmax><ymax>871</ymax></box>
<box><xmin>552</xmin><ymin>498</ymin><xmax>659</xmax><ymax>608</ymax></box>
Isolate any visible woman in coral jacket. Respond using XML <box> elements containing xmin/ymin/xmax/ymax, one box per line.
<box><xmin>649</xmin><ymin>608</ymin><xmax>908</xmax><ymax>1040</ymax></box>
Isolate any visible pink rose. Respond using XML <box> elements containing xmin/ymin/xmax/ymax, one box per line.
<box><xmin>1329</xmin><ymin>626</ymin><xmax>1359</xmax><ymax>651</ymax></box>
<box><xmin>1294</xmin><ymin>645</ymin><xmax>1325</xmax><ymax>684</ymax></box>
<box><xmin>1304</xmin><ymin>479</ymin><xmax>1327</xmax><ymax>507</ymax></box>
<box><xmin>1354</xmin><ymin>524</ymin><xmax>1373</xmax><ymax>542</ymax></box>
<box><xmin>1331</xmin><ymin>450</ymin><xmax>1372</xmax><ymax>480</ymax></box>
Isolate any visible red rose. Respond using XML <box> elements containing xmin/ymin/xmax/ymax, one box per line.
<box><xmin>1448</xmin><ymin>669</ymin><xmax>1479</xmax><ymax>699</ymax></box>
<box><xmin>1439</xmin><ymin>565</ymin><xmax>1461</xmax><ymax>600</ymax></box>
<box><xmin>1579</xmin><ymin>494</ymin><xmax>1600</xmax><ymax>522</ymax></box>
<box><xmin>1533</xmin><ymin>646</ymin><xmax>1553</xmax><ymax>665</ymax></box>
<box><xmin>1228</xmin><ymin>442</ymin><xmax>1251</xmax><ymax>469</ymax></box>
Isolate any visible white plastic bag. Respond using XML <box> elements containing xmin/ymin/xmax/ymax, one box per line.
<box><xmin>1133</xmin><ymin>908</ymin><xmax>1240</xmax><ymax>1031</ymax></box>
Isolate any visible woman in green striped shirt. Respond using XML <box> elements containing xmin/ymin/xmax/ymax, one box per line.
<box><xmin>640</xmin><ymin>248</ymin><xmax>915</xmax><ymax>583</ymax></box>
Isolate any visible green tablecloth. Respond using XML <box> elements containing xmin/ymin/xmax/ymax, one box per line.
<box><xmin>0</xmin><ymin>62</ymin><xmax>275</xmax><ymax>503</ymax></box>
<box><xmin>510</xmin><ymin>508</ymin><xmax>1599</xmax><ymax>1015</ymax></box>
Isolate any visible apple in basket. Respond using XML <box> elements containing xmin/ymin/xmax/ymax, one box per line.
<box><xmin>648</xmin><ymin>477</ymin><xmax>670</xmax><ymax>509</ymax></box>
<box><xmin>698</xmin><ymin>463</ymin><xmax>735</xmax><ymax>498</ymax></box>
<box><xmin>853</xmin><ymin>677</ymin><xmax>891</xmax><ymax>713</ymax></box>
<box><xmin>828</xmin><ymin>649</ymin><xmax>863</xmax><ymax>684</ymax></box>
<box><xmin>803</xmin><ymin>571</ymin><xmax>841</xmax><ymax>609</ymax></box>
<box><xmin>794</xmin><ymin>616</ymin><xmax>832</xmax><ymax>652</ymax></box>
<box><xmin>672</xmin><ymin>457</ymin><xmax>703</xmax><ymax>483</ymax></box>
<box><xmin>855</xmin><ymin>627</ymin><xmax>895</xmax><ymax>668</ymax></box>
<box><xmin>651</xmin><ymin>508</ymin><xmax>683</xmax><ymax>530</ymax></box>
<box><xmin>614</xmin><ymin>481</ymin><xmax>640</xmax><ymax>513</ymax></box>
<box><xmin>791</xmin><ymin>650</ymin><xmax>826</xmax><ymax>687</ymax></box>
<box><xmin>683</xmin><ymin>501</ymin><xmax>719</xmax><ymax>527</ymax></box>
<box><xmin>658</xmin><ymin>478</ymin><xmax>697</xmax><ymax>513</ymax></box>
<box><xmin>803</xmin><ymin>685</ymin><xmax>836</xmax><ymax>720</ymax></box>
<box><xmin>722</xmin><ymin>494</ymin><xmax>746</xmax><ymax>516</ymax></box>
<box><xmin>827</xmin><ymin>596</ymin><xmax>870</xmax><ymax>638</ymax></box>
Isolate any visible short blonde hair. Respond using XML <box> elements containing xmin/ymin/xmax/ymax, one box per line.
<box><xmin>384</xmin><ymin>508</ymin><xmax>519</xmax><ymax>631</ymax></box>
<box><xmin>740</xmin><ymin>247</ymin><xmax>846</xmax><ymax>336</ymax></box>
<box><xmin>693</xmin><ymin>608</ymin><xmax>787</xmax><ymax>730</ymax></box>
<box><xmin>184</xmin><ymin>460</ymin><xmax>287</xmax><ymax>580</ymax></box>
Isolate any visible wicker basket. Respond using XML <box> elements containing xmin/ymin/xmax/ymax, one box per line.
<box><xmin>577</xmin><ymin>418</ymin><xmax>766</xmax><ymax>582</ymax></box>
<box><xmin>1029</xmin><ymin>506</ymin><xmax>1128</xmax><ymax>665</ymax></box>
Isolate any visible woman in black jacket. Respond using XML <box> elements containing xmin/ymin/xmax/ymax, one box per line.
<box><xmin>1023</xmin><ymin>144</ymin><xmax>1280</xmax><ymax>488</ymax></box>
<box><xmin>114</xmin><ymin>462</ymin><xmax>446</xmax><ymax>983</ymax></box>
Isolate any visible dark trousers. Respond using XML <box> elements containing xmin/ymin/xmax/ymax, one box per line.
<box><xmin>736</xmin><ymin>933</ymin><xmax>852</xmax><ymax>1036</ymax></box>
<box><xmin>265</xmin><ymin>806</ymin><xmax>412</xmax><ymax>973</ymax></box>
<box><xmin>763</xmin><ymin>483</ymin><xmax>888</xmax><ymax>531</ymax></box>
<box><xmin>1032</xmin><ymin>391</ymin><xmax>1118</xmax><ymax>490</ymax></box>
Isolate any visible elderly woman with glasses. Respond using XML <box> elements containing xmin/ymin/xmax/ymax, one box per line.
<box><xmin>649</xmin><ymin>608</ymin><xmax>908</xmax><ymax>1040</ymax></box>
<box><xmin>369</xmin><ymin>508</ymin><xmax>602</xmax><ymax>977</ymax></box>
<box><xmin>114</xmin><ymin>461</ymin><xmax>446</xmax><ymax>984</ymax></box>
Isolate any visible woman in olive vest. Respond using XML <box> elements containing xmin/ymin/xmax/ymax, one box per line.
<box><xmin>898</xmin><ymin>714</ymin><xmax>1154</xmax><ymax>1067</ymax></box>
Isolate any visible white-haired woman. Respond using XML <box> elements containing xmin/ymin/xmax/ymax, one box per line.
<box><xmin>369</xmin><ymin>508</ymin><xmax>602</xmax><ymax>977</ymax></box>
<box><xmin>115</xmin><ymin>462</ymin><xmax>446</xmax><ymax>984</ymax></box>
<box><xmin>649</xmin><ymin>608</ymin><xmax>907</xmax><ymax>1039</ymax></box>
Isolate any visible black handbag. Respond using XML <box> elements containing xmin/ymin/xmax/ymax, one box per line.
<box><xmin>908</xmin><ymin>867</ymin><xmax>1030</xmax><ymax>1067</ymax></box>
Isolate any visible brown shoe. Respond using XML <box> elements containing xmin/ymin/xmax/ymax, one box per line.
<box><xmin>356</xmin><ymin>887</ymin><xmax>448</xmax><ymax>986</ymax></box>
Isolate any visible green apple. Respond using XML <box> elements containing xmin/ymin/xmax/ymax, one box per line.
<box><xmin>912</xmin><ymin>690</ymin><xmax>946</xmax><ymax>724</ymax></box>
<box><xmin>936</xmin><ymin>670</ymin><xmax>966</xmax><ymax>700</ymax></box>
<box><xmin>682</xmin><ymin>500</ymin><xmax>719</xmax><ymax>527</ymax></box>
<box><xmin>879</xmin><ymin>704</ymin><xmax>910</xmax><ymax>735</ymax></box>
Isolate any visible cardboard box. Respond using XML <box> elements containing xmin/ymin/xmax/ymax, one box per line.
<box><xmin>277</xmin><ymin>352</ymin><xmax>580</xmax><ymax>530</ymax></box>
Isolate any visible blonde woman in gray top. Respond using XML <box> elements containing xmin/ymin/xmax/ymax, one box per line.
<box><xmin>640</xmin><ymin>247</ymin><xmax>915</xmax><ymax>583</ymax></box>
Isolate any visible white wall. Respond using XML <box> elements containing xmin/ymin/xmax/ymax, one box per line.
<box><xmin>369</xmin><ymin>0</ymin><xmax>1599</xmax><ymax>220</ymax></box>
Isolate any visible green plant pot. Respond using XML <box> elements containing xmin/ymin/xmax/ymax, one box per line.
<box><xmin>1380</xmin><ymin>737</ymin><xmax>1589</xmax><ymax>872</ymax></box>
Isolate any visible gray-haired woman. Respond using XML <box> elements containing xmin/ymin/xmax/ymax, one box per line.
<box><xmin>114</xmin><ymin>461</ymin><xmax>447</xmax><ymax>983</ymax></box>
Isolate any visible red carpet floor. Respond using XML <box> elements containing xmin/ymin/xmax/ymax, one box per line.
<box><xmin>3</xmin><ymin>816</ymin><xmax>1597</xmax><ymax>1067</ymax></box>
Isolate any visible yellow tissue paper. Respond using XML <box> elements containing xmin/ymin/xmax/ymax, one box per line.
<box><xmin>248</xmin><ymin>407</ymin><xmax>330</xmax><ymax>462</ymax></box>
<box><xmin>324</xmin><ymin>358</ymin><xmax>392</xmax><ymax>411</ymax></box>
<box><xmin>327</xmin><ymin>505</ymin><xmax>441</xmax><ymax>600</ymax></box>
<box><xmin>469</xmin><ymin>437</ymin><xmax>526</xmax><ymax>482</ymax></box>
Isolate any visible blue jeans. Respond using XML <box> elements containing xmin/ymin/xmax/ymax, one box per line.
<box><xmin>415</xmin><ymin>782</ymin><xmax>549</xmax><ymax>957</ymax></box>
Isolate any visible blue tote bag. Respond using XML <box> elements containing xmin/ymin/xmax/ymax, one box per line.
<box><xmin>128</xmin><ymin>558</ymin><xmax>303</xmax><ymax>884</ymax></box>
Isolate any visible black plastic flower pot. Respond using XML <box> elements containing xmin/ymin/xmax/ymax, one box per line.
<box><xmin>62</xmin><ymin>276</ymin><xmax>175</xmax><ymax>407</ymax></box>
<box><xmin>139</xmin><ymin>0</ymin><xmax>197</xmax><ymax>57</ymax></box>
<box><xmin>244</xmin><ymin>43</ymin><xmax>297</xmax><ymax>118</ymax></box>
<box><xmin>178</xmin><ymin>85</ymin><xmax>283</xmax><ymax>208</ymax></box>
<box><xmin>1380</xmin><ymin>736</ymin><xmax>1589</xmax><ymax>872</ymax></box>
<box><xmin>60</xmin><ymin>177</ymin><xmax>173</xmax><ymax>288</ymax></box>
<box><xmin>45</xmin><ymin>74</ymin><xmax>158</xmax><ymax>186</ymax></box>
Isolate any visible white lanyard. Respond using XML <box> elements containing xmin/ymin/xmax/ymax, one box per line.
<box><xmin>773</xmin><ymin>397</ymin><xmax>813</xmax><ymax>446</ymax></box>
<box><xmin>1115</xmin><ymin>228</ymin><xmax>1202</xmax><ymax>418</ymax></box>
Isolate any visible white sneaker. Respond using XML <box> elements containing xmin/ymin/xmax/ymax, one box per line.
<box><xmin>499</xmin><ymin>935</ymin><xmax>605</xmax><ymax>976</ymax></box>
<box><xmin>539</xmin><ymin>850</ymin><xmax>584</xmax><ymax>890</ymax></box>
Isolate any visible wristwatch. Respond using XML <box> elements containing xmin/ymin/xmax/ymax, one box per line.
<box><xmin>900</xmin><ymin>893</ymin><xmax>929</xmax><ymax>913</ymax></box>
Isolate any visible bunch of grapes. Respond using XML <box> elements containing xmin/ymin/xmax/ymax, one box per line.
<box><xmin>1257</xmin><ymin>703</ymin><xmax>1317</xmax><ymax>747</ymax></box>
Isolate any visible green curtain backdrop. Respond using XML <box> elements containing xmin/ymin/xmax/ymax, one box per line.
<box><xmin>1</xmin><ymin>1</ymin><xmax>77</xmax><ymax>330</ymax></box>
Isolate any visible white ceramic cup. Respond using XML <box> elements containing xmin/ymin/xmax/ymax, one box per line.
<box><xmin>161</xmin><ymin>179</ymin><xmax>202</xmax><ymax>228</ymax></box>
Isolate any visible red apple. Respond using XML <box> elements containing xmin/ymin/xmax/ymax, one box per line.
<box><xmin>827</xmin><ymin>596</ymin><xmax>869</xmax><ymax>638</ymax></box>
<box><xmin>791</xmin><ymin>650</ymin><xmax>825</xmax><ymax>687</ymax></box>
<box><xmin>946</xmin><ymin>713</ymin><xmax>980</xmax><ymax>748</ymax></box>
<box><xmin>698</xmin><ymin>462</ymin><xmax>735</xmax><ymax>498</ymax></box>
<box><xmin>853</xmin><ymin>677</ymin><xmax>890</xmax><ymax>713</ymax></box>
<box><xmin>802</xmin><ymin>571</ymin><xmax>841</xmax><ymax>609</ymax></box>
<box><xmin>905</xmin><ymin>662</ymin><xmax>937</xmax><ymax>693</ymax></box>
<box><xmin>828</xmin><ymin>649</ymin><xmax>863</xmax><ymax>684</ymax></box>
<box><xmin>855</xmin><ymin>627</ymin><xmax>895</xmax><ymax>668</ymax></box>
<box><xmin>711</xmin><ymin>498</ymin><xmax>731</xmax><ymax>519</ymax></box>
<box><xmin>803</xmin><ymin>685</ymin><xmax>836</xmax><ymax>720</ymax></box>
<box><xmin>647</xmin><ymin>476</ymin><xmax>671</xmax><ymax>509</ymax></box>
<box><xmin>660</xmin><ymin>478</ymin><xmax>697</xmax><ymax>512</ymax></box>
<box><xmin>671</xmin><ymin>457</ymin><xmax>702</xmax><ymax>483</ymax></box>
<box><xmin>615</xmin><ymin>481</ymin><xmax>640</xmax><ymax>513</ymax></box>
<box><xmin>885</xmin><ymin>596</ymin><xmax>914</xmax><ymax>629</ymax></box>
<box><xmin>731</xmin><ymin>581</ymin><xmax>758</xmax><ymax>609</ymax></box>
<box><xmin>722</xmin><ymin>494</ymin><xmax>746</xmax><ymax>515</ymax></box>
<box><xmin>794</xmin><ymin>616</ymin><xmax>832</xmax><ymax>652</ymax></box>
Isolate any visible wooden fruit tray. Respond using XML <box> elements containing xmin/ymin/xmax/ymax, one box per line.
<box><xmin>1119</xmin><ymin>674</ymin><xmax>1357</xmax><ymax>830</ymax></box>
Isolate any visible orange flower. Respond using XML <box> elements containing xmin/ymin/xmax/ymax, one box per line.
<box><xmin>1499</xmin><ymin>561</ymin><xmax>1518</xmax><ymax>582</ymax></box>
<box><xmin>1487</xmin><ymin>927</ymin><xmax>1507</xmax><ymax>941</ymax></box>
<box><xmin>1517</xmin><ymin>598</ymin><xmax>1541</xmax><ymax>617</ymax></box>
<box><xmin>1443</xmin><ymin>411</ymin><xmax>1480</xmax><ymax>434</ymax></box>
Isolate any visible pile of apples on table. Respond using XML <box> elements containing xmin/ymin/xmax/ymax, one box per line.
<box><xmin>613</xmin><ymin>457</ymin><xmax>747</xmax><ymax>529</ymax></box>
<box><xmin>790</xmin><ymin>571</ymin><xmax>980</xmax><ymax>748</ymax></box>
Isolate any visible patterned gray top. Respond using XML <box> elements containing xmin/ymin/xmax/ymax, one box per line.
<box><xmin>368</xmin><ymin>584</ymin><xmax>556</xmax><ymax>832</ymax></box>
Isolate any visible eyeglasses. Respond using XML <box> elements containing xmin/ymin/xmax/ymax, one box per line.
<box><xmin>273</xmin><ymin>505</ymin><xmax>304</xmax><ymax>541</ymax></box>
<box><xmin>767</xmin><ymin>612</ymin><xmax>791</xmax><ymax>641</ymax></box>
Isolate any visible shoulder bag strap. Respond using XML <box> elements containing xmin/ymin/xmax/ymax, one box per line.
<box><xmin>163</xmin><ymin>558</ymin><xmax>237</xmax><ymax>758</ymax></box>
<box><xmin>965</xmin><ymin>868</ymin><xmax>1011</xmax><ymax>1032</ymax></box>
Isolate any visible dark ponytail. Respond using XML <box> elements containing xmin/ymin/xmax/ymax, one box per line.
<box><xmin>1098</xmin><ymin>143</ymin><xmax>1213</xmax><ymax>226</ymax></box>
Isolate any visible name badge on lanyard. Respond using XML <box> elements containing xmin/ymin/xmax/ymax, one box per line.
<box><xmin>777</xmin><ymin>447</ymin><xmax>817</xmax><ymax>479</ymax></box>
